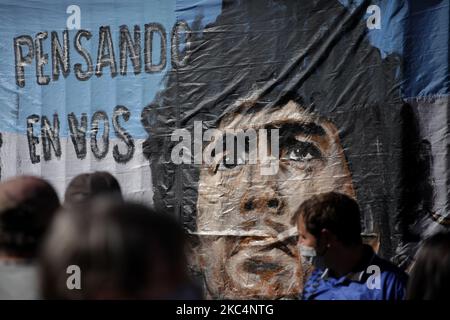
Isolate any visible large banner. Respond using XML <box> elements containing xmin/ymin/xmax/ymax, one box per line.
<box><xmin>1</xmin><ymin>0</ymin><xmax>449</xmax><ymax>299</ymax></box>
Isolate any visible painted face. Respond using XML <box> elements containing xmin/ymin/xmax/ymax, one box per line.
<box><xmin>195</xmin><ymin>100</ymin><xmax>355</xmax><ymax>299</ymax></box>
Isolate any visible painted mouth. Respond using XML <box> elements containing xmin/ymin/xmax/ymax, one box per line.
<box><xmin>225</xmin><ymin>239</ymin><xmax>300</xmax><ymax>292</ymax></box>
<box><xmin>242</xmin><ymin>257</ymin><xmax>284</xmax><ymax>274</ymax></box>
<box><xmin>232</xmin><ymin>237</ymin><xmax>298</xmax><ymax>277</ymax></box>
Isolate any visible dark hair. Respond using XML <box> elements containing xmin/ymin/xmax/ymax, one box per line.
<box><xmin>64</xmin><ymin>171</ymin><xmax>123</xmax><ymax>208</ymax></box>
<box><xmin>0</xmin><ymin>176</ymin><xmax>60</xmax><ymax>258</ymax></box>
<box><xmin>40</xmin><ymin>199</ymin><xmax>187</xmax><ymax>299</ymax></box>
<box><xmin>292</xmin><ymin>192</ymin><xmax>362</xmax><ymax>246</ymax></box>
<box><xmin>406</xmin><ymin>232</ymin><xmax>450</xmax><ymax>300</ymax></box>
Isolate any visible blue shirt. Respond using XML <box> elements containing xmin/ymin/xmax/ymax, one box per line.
<box><xmin>301</xmin><ymin>245</ymin><xmax>408</xmax><ymax>300</ymax></box>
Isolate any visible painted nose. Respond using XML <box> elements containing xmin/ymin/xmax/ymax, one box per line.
<box><xmin>240</xmin><ymin>188</ymin><xmax>283</xmax><ymax>215</ymax></box>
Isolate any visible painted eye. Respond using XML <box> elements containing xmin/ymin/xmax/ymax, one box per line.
<box><xmin>213</xmin><ymin>135</ymin><xmax>256</xmax><ymax>172</ymax></box>
<box><xmin>283</xmin><ymin>141</ymin><xmax>322</xmax><ymax>162</ymax></box>
<box><xmin>221</xmin><ymin>156</ymin><xmax>238</xmax><ymax>169</ymax></box>
<box><xmin>217</xmin><ymin>153</ymin><xmax>242</xmax><ymax>171</ymax></box>
<box><xmin>288</xmin><ymin>148</ymin><xmax>314</xmax><ymax>161</ymax></box>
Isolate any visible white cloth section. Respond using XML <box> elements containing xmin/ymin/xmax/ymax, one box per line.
<box><xmin>190</xmin><ymin>227</ymin><xmax>298</xmax><ymax>243</ymax></box>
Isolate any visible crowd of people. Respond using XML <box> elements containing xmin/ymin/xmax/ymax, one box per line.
<box><xmin>0</xmin><ymin>172</ymin><xmax>448</xmax><ymax>300</ymax></box>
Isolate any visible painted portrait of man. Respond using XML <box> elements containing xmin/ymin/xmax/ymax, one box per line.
<box><xmin>195</xmin><ymin>98</ymin><xmax>355</xmax><ymax>298</ymax></box>
<box><xmin>142</xmin><ymin>0</ymin><xmax>421</xmax><ymax>299</ymax></box>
